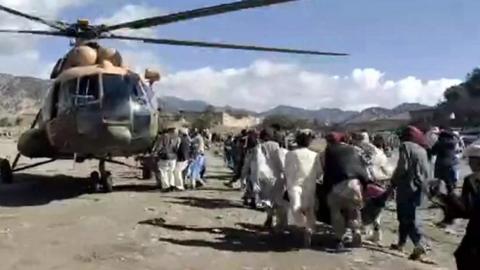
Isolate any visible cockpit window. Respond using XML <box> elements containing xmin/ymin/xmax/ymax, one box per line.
<box><xmin>139</xmin><ymin>81</ymin><xmax>156</xmax><ymax>109</ymax></box>
<box><xmin>139</xmin><ymin>81</ymin><xmax>153</xmax><ymax>99</ymax></box>
<box><xmin>62</xmin><ymin>78</ymin><xmax>77</xmax><ymax>94</ymax></box>
<box><xmin>77</xmin><ymin>75</ymin><xmax>100</xmax><ymax>105</ymax></box>
<box><xmin>102</xmin><ymin>74</ymin><xmax>135</xmax><ymax>121</ymax></box>
<box><xmin>101</xmin><ymin>74</ymin><xmax>155</xmax><ymax>120</ymax></box>
<box><xmin>58</xmin><ymin>78</ymin><xmax>77</xmax><ymax>113</ymax></box>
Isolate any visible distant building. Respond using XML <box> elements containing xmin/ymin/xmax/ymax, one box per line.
<box><xmin>157</xmin><ymin>111</ymin><xmax>188</xmax><ymax>130</ymax></box>
<box><xmin>221</xmin><ymin>112</ymin><xmax>260</xmax><ymax>128</ymax></box>
<box><xmin>177</xmin><ymin>111</ymin><xmax>260</xmax><ymax>129</ymax></box>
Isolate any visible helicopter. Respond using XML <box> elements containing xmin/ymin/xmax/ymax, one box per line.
<box><xmin>0</xmin><ymin>0</ymin><xmax>347</xmax><ymax>192</ymax></box>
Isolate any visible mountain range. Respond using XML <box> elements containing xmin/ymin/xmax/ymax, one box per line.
<box><xmin>0</xmin><ymin>73</ymin><xmax>429</xmax><ymax>125</ymax></box>
<box><xmin>158</xmin><ymin>96</ymin><xmax>428</xmax><ymax>124</ymax></box>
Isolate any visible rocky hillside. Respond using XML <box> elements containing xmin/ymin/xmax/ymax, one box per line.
<box><xmin>0</xmin><ymin>73</ymin><xmax>50</xmax><ymax>116</ymax></box>
<box><xmin>341</xmin><ymin>103</ymin><xmax>428</xmax><ymax>124</ymax></box>
<box><xmin>157</xmin><ymin>96</ymin><xmax>211</xmax><ymax>112</ymax></box>
<box><xmin>262</xmin><ymin>103</ymin><xmax>429</xmax><ymax>124</ymax></box>
<box><xmin>259</xmin><ymin>105</ymin><xmax>358</xmax><ymax>124</ymax></box>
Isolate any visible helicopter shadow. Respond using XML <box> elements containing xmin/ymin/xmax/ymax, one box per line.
<box><xmin>0</xmin><ymin>173</ymin><xmax>93</xmax><ymax>207</ymax></box>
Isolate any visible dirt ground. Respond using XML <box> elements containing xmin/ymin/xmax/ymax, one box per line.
<box><xmin>0</xmin><ymin>138</ymin><xmax>465</xmax><ymax>270</ymax></box>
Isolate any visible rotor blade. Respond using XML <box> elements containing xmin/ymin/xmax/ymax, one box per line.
<box><xmin>103</xmin><ymin>34</ymin><xmax>349</xmax><ymax>56</ymax></box>
<box><xmin>0</xmin><ymin>4</ymin><xmax>67</xmax><ymax>30</ymax></box>
<box><xmin>102</xmin><ymin>0</ymin><xmax>298</xmax><ymax>32</ymax></box>
<box><xmin>0</xmin><ymin>29</ymin><xmax>68</xmax><ymax>37</ymax></box>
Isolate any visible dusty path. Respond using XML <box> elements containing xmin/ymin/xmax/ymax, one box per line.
<box><xmin>0</xmin><ymin>140</ymin><xmax>462</xmax><ymax>269</ymax></box>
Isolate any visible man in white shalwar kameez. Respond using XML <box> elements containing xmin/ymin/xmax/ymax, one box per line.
<box><xmin>284</xmin><ymin>130</ymin><xmax>323</xmax><ymax>247</ymax></box>
<box><xmin>255</xmin><ymin>129</ymin><xmax>288</xmax><ymax>231</ymax></box>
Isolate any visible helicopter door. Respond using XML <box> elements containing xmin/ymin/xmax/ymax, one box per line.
<box><xmin>75</xmin><ymin>75</ymin><xmax>102</xmax><ymax>136</ymax></box>
<box><xmin>42</xmin><ymin>83</ymin><xmax>59</xmax><ymax>122</ymax></box>
<box><xmin>45</xmin><ymin>78</ymin><xmax>78</xmax><ymax>149</ymax></box>
<box><xmin>57</xmin><ymin>79</ymin><xmax>77</xmax><ymax>116</ymax></box>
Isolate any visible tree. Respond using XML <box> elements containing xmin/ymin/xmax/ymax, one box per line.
<box><xmin>191</xmin><ymin>114</ymin><xmax>215</xmax><ymax>130</ymax></box>
<box><xmin>0</xmin><ymin>117</ymin><xmax>15</xmax><ymax>127</ymax></box>
<box><xmin>439</xmin><ymin>67</ymin><xmax>480</xmax><ymax>127</ymax></box>
<box><xmin>465</xmin><ymin>68</ymin><xmax>480</xmax><ymax>97</ymax></box>
<box><xmin>225</xmin><ymin>108</ymin><xmax>249</xmax><ymax>119</ymax></box>
<box><xmin>444</xmin><ymin>85</ymin><xmax>463</xmax><ymax>102</ymax></box>
<box><xmin>204</xmin><ymin>105</ymin><xmax>216</xmax><ymax>114</ymax></box>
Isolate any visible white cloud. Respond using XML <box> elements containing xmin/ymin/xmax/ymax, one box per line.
<box><xmin>0</xmin><ymin>50</ymin><xmax>42</xmax><ymax>75</ymax></box>
<box><xmin>155</xmin><ymin>59</ymin><xmax>461</xmax><ymax>112</ymax></box>
<box><xmin>0</xmin><ymin>0</ymin><xmax>92</xmax><ymax>77</ymax></box>
<box><xmin>2</xmin><ymin>0</ymin><xmax>87</xmax><ymax>13</ymax></box>
<box><xmin>95</xmin><ymin>4</ymin><xmax>164</xmax><ymax>37</ymax></box>
<box><xmin>352</xmin><ymin>68</ymin><xmax>383</xmax><ymax>90</ymax></box>
<box><xmin>120</xmin><ymin>49</ymin><xmax>167</xmax><ymax>75</ymax></box>
<box><xmin>0</xmin><ymin>2</ymin><xmax>462</xmax><ymax>111</ymax></box>
<box><xmin>0</xmin><ymin>0</ymin><xmax>87</xmax><ymax>47</ymax></box>
<box><xmin>0</xmin><ymin>0</ymin><xmax>90</xmax><ymax>77</ymax></box>
<box><xmin>0</xmin><ymin>1</ymin><xmax>164</xmax><ymax>77</ymax></box>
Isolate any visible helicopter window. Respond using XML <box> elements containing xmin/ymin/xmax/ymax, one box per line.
<box><xmin>76</xmin><ymin>75</ymin><xmax>100</xmax><ymax>105</ymax></box>
<box><xmin>101</xmin><ymin>74</ymin><xmax>133</xmax><ymax>121</ymax></box>
<box><xmin>140</xmin><ymin>81</ymin><xmax>157</xmax><ymax>109</ymax></box>
<box><xmin>49</xmin><ymin>83</ymin><xmax>61</xmax><ymax>118</ymax></box>
<box><xmin>136</xmin><ymin>82</ymin><xmax>155</xmax><ymax>109</ymax></box>
<box><xmin>133</xmin><ymin>81</ymin><xmax>149</xmax><ymax>105</ymax></box>
<box><xmin>127</xmin><ymin>74</ymin><xmax>147</xmax><ymax>100</ymax></box>
<box><xmin>142</xmin><ymin>82</ymin><xmax>154</xmax><ymax>100</ymax></box>
<box><xmin>58</xmin><ymin>78</ymin><xmax>78</xmax><ymax>114</ymax></box>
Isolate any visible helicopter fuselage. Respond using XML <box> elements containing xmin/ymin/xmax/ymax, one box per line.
<box><xmin>17</xmin><ymin>64</ymin><xmax>159</xmax><ymax>159</ymax></box>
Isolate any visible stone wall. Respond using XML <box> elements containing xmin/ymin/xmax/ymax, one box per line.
<box><xmin>221</xmin><ymin>113</ymin><xmax>260</xmax><ymax>128</ymax></box>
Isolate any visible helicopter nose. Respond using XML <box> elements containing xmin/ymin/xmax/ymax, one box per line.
<box><xmin>106</xmin><ymin>125</ymin><xmax>132</xmax><ymax>145</ymax></box>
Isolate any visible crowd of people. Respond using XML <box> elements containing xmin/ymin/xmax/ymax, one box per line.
<box><xmin>149</xmin><ymin>127</ymin><xmax>212</xmax><ymax>192</ymax></box>
<box><xmin>145</xmin><ymin>122</ymin><xmax>478</xmax><ymax>268</ymax></box>
<box><xmin>221</xmin><ymin>125</ymin><xmax>478</xmax><ymax>269</ymax></box>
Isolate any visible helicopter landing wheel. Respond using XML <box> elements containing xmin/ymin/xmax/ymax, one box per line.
<box><xmin>0</xmin><ymin>158</ymin><xmax>13</xmax><ymax>184</ymax></box>
<box><xmin>90</xmin><ymin>171</ymin><xmax>101</xmax><ymax>193</ymax></box>
<box><xmin>100</xmin><ymin>171</ymin><xmax>113</xmax><ymax>193</ymax></box>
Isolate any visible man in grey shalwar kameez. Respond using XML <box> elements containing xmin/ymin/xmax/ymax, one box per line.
<box><xmin>390</xmin><ymin>126</ymin><xmax>431</xmax><ymax>261</ymax></box>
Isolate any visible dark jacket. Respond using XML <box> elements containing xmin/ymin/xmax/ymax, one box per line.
<box><xmin>453</xmin><ymin>174</ymin><xmax>480</xmax><ymax>269</ymax></box>
<box><xmin>431</xmin><ymin>131</ymin><xmax>460</xmax><ymax>168</ymax></box>
<box><xmin>455</xmin><ymin>205</ymin><xmax>480</xmax><ymax>270</ymax></box>
<box><xmin>177</xmin><ymin>135</ymin><xmax>191</xmax><ymax>162</ymax></box>
<box><xmin>156</xmin><ymin>133</ymin><xmax>179</xmax><ymax>161</ymax></box>
<box><xmin>323</xmin><ymin>142</ymin><xmax>371</xmax><ymax>191</ymax></box>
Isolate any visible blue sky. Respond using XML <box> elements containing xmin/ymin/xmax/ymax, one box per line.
<box><xmin>0</xmin><ymin>0</ymin><xmax>475</xmax><ymax>110</ymax></box>
<box><xmin>45</xmin><ymin>0</ymin><xmax>479</xmax><ymax>79</ymax></box>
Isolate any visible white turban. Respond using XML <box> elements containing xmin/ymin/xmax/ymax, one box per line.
<box><xmin>360</xmin><ymin>132</ymin><xmax>370</xmax><ymax>143</ymax></box>
<box><xmin>297</xmin><ymin>129</ymin><xmax>314</xmax><ymax>136</ymax></box>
